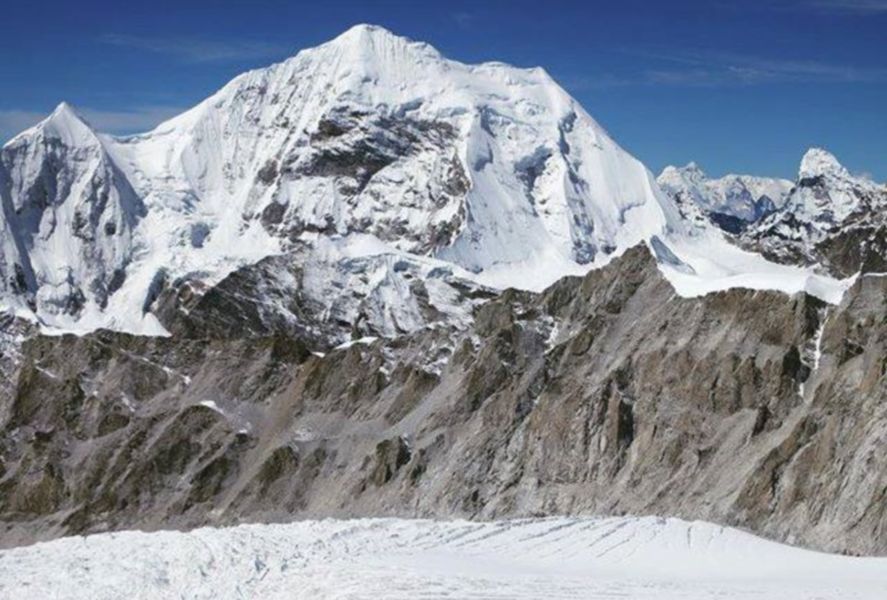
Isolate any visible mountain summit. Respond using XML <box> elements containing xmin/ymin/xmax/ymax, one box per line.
<box><xmin>0</xmin><ymin>26</ymin><xmax>856</xmax><ymax>334</ymax></box>
<box><xmin>799</xmin><ymin>147</ymin><xmax>849</xmax><ymax>181</ymax></box>
<box><xmin>746</xmin><ymin>148</ymin><xmax>887</xmax><ymax>275</ymax></box>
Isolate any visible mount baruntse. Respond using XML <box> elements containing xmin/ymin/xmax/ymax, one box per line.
<box><xmin>0</xmin><ymin>24</ymin><xmax>872</xmax><ymax>339</ymax></box>
<box><xmin>0</xmin><ymin>26</ymin><xmax>885</xmax><ymax>555</ymax></box>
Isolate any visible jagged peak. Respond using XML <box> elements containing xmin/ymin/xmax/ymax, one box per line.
<box><xmin>799</xmin><ymin>147</ymin><xmax>848</xmax><ymax>181</ymax></box>
<box><xmin>683</xmin><ymin>161</ymin><xmax>704</xmax><ymax>174</ymax></box>
<box><xmin>5</xmin><ymin>101</ymin><xmax>99</xmax><ymax>149</ymax></box>
<box><xmin>660</xmin><ymin>162</ymin><xmax>794</xmax><ymax>190</ymax></box>
<box><xmin>658</xmin><ymin>162</ymin><xmax>707</xmax><ymax>186</ymax></box>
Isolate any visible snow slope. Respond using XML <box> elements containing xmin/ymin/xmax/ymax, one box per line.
<box><xmin>1</xmin><ymin>517</ymin><xmax>885</xmax><ymax>599</ymax></box>
<box><xmin>0</xmin><ymin>25</ymin><xmax>858</xmax><ymax>335</ymax></box>
<box><xmin>0</xmin><ymin>104</ymin><xmax>161</xmax><ymax>333</ymax></box>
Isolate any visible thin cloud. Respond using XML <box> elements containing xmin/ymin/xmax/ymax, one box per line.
<box><xmin>647</xmin><ymin>59</ymin><xmax>887</xmax><ymax>86</ymax></box>
<box><xmin>0</xmin><ymin>105</ymin><xmax>186</xmax><ymax>143</ymax></box>
<box><xmin>0</xmin><ymin>110</ymin><xmax>47</xmax><ymax>142</ymax></box>
<box><xmin>452</xmin><ymin>12</ymin><xmax>476</xmax><ymax>29</ymax></box>
<box><xmin>581</xmin><ymin>48</ymin><xmax>887</xmax><ymax>88</ymax></box>
<box><xmin>99</xmin><ymin>33</ymin><xmax>290</xmax><ymax>63</ymax></box>
<box><xmin>553</xmin><ymin>73</ymin><xmax>640</xmax><ymax>91</ymax></box>
<box><xmin>680</xmin><ymin>52</ymin><xmax>886</xmax><ymax>85</ymax></box>
<box><xmin>78</xmin><ymin>105</ymin><xmax>187</xmax><ymax>132</ymax></box>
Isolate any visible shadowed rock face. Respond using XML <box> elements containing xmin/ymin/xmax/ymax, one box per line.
<box><xmin>0</xmin><ymin>246</ymin><xmax>884</xmax><ymax>555</ymax></box>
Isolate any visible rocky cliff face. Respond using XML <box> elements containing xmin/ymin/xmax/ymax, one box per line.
<box><xmin>1</xmin><ymin>246</ymin><xmax>883</xmax><ymax>554</ymax></box>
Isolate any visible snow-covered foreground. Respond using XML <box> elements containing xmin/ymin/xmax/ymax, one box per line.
<box><xmin>1</xmin><ymin>517</ymin><xmax>885</xmax><ymax>599</ymax></box>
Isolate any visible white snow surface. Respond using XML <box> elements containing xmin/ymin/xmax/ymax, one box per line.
<box><xmin>799</xmin><ymin>147</ymin><xmax>848</xmax><ymax>181</ymax></box>
<box><xmin>1</xmin><ymin>516</ymin><xmax>885</xmax><ymax>599</ymax></box>
<box><xmin>0</xmin><ymin>25</ymin><xmax>856</xmax><ymax>336</ymax></box>
<box><xmin>659</xmin><ymin>229</ymin><xmax>855</xmax><ymax>304</ymax></box>
<box><xmin>333</xmin><ymin>335</ymin><xmax>379</xmax><ymax>350</ymax></box>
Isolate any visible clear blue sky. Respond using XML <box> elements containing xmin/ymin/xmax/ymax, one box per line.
<box><xmin>1</xmin><ymin>0</ymin><xmax>885</xmax><ymax>180</ymax></box>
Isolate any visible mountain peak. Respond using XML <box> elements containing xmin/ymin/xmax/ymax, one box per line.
<box><xmin>681</xmin><ymin>162</ymin><xmax>708</xmax><ymax>181</ymax></box>
<box><xmin>3</xmin><ymin>102</ymin><xmax>96</xmax><ymax>149</ymax></box>
<box><xmin>799</xmin><ymin>147</ymin><xmax>848</xmax><ymax>181</ymax></box>
<box><xmin>338</xmin><ymin>23</ymin><xmax>395</xmax><ymax>39</ymax></box>
<box><xmin>658</xmin><ymin>162</ymin><xmax>707</xmax><ymax>187</ymax></box>
<box><xmin>318</xmin><ymin>23</ymin><xmax>441</xmax><ymax>66</ymax></box>
<box><xmin>52</xmin><ymin>101</ymin><xmax>77</xmax><ymax>115</ymax></box>
<box><xmin>47</xmin><ymin>101</ymin><xmax>87</xmax><ymax>125</ymax></box>
<box><xmin>37</xmin><ymin>102</ymin><xmax>98</xmax><ymax>147</ymax></box>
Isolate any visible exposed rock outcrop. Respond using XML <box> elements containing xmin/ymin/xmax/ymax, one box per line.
<box><xmin>0</xmin><ymin>246</ymin><xmax>883</xmax><ymax>554</ymax></box>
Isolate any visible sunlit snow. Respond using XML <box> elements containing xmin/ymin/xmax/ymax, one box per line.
<box><xmin>1</xmin><ymin>517</ymin><xmax>885</xmax><ymax>599</ymax></box>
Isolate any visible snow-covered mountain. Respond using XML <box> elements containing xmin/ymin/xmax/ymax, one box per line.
<box><xmin>657</xmin><ymin>162</ymin><xmax>793</xmax><ymax>233</ymax></box>
<box><xmin>0</xmin><ymin>25</ymin><xmax>857</xmax><ymax>335</ymax></box>
<box><xmin>0</xmin><ymin>103</ymin><xmax>145</xmax><ymax>327</ymax></box>
<box><xmin>0</xmin><ymin>25</ymin><xmax>680</xmax><ymax>335</ymax></box>
<box><xmin>659</xmin><ymin>149</ymin><xmax>887</xmax><ymax>279</ymax></box>
<box><xmin>744</xmin><ymin>148</ymin><xmax>887</xmax><ymax>275</ymax></box>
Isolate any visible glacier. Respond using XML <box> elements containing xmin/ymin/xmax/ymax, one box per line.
<box><xmin>1</xmin><ymin>517</ymin><xmax>885</xmax><ymax>599</ymax></box>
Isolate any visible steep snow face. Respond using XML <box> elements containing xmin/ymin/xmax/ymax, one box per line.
<box><xmin>0</xmin><ymin>26</ymin><xmax>861</xmax><ymax>334</ymax></box>
<box><xmin>799</xmin><ymin>147</ymin><xmax>847</xmax><ymax>180</ymax></box>
<box><xmin>657</xmin><ymin>162</ymin><xmax>793</xmax><ymax>233</ymax></box>
<box><xmin>109</xmin><ymin>24</ymin><xmax>681</xmax><ymax>283</ymax></box>
<box><xmin>0</xmin><ymin>104</ymin><xmax>151</xmax><ymax>331</ymax></box>
<box><xmin>2</xmin><ymin>517</ymin><xmax>886</xmax><ymax>600</ymax></box>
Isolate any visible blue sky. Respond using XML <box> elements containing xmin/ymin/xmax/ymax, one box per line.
<box><xmin>1</xmin><ymin>0</ymin><xmax>885</xmax><ymax>180</ymax></box>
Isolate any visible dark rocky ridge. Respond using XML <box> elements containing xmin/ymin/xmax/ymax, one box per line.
<box><xmin>0</xmin><ymin>246</ymin><xmax>884</xmax><ymax>554</ymax></box>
